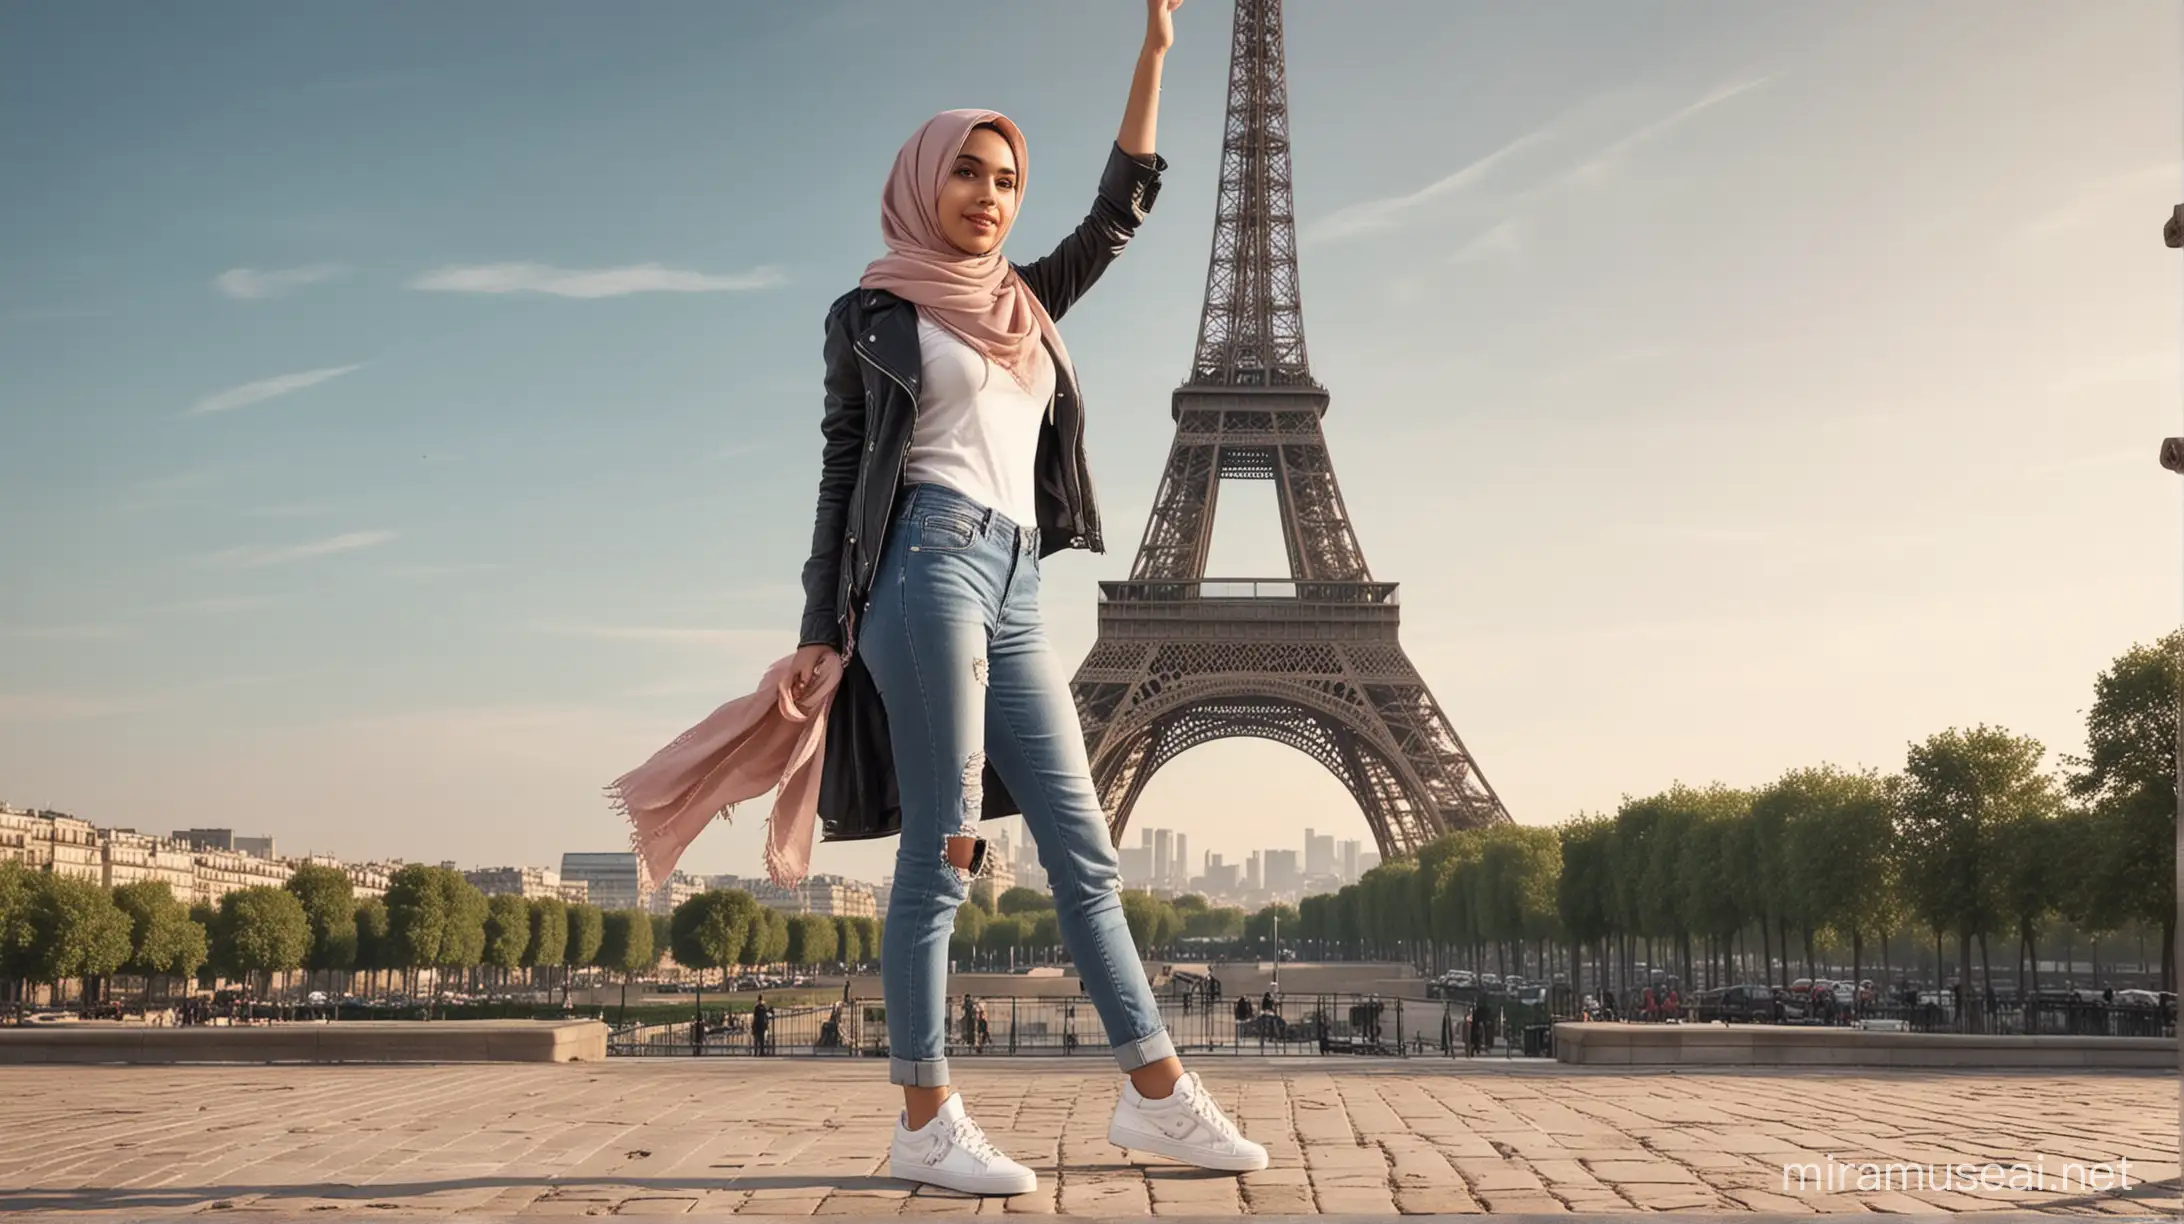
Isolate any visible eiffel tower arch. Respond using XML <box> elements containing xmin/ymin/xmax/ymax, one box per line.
<box><xmin>1069</xmin><ymin>0</ymin><xmax>1513</xmax><ymax>861</ymax></box>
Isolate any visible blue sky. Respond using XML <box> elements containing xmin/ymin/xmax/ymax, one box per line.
<box><xmin>3</xmin><ymin>1</ymin><xmax>2177</xmax><ymax>887</ymax></box>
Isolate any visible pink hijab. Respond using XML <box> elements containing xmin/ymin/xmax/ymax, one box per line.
<box><xmin>859</xmin><ymin>109</ymin><xmax>1074</xmax><ymax>397</ymax></box>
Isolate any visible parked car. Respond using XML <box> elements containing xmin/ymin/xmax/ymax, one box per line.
<box><xmin>1693</xmin><ymin>984</ymin><xmax>1776</xmax><ymax>1023</ymax></box>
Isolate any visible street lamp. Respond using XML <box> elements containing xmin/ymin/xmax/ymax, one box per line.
<box><xmin>2166</xmin><ymin>205</ymin><xmax>2183</xmax><ymax>471</ymax></box>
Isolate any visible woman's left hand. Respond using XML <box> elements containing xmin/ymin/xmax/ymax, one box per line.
<box><xmin>1146</xmin><ymin>0</ymin><xmax>1182</xmax><ymax>53</ymax></box>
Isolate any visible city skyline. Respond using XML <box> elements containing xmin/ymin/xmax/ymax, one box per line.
<box><xmin>3</xmin><ymin>2</ymin><xmax>2176</xmax><ymax>888</ymax></box>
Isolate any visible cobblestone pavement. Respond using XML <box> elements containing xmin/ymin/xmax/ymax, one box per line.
<box><xmin>0</xmin><ymin>1059</ymin><xmax>2174</xmax><ymax>1217</ymax></box>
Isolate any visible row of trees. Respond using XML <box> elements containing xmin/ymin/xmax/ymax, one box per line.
<box><xmin>1284</xmin><ymin>632</ymin><xmax>2179</xmax><ymax>1018</ymax></box>
<box><xmin>0</xmin><ymin>858</ymin><xmax>889</xmax><ymax>1007</ymax></box>
<box><xmin>944</xmin><ymin>881</ymin><xmax>1289</xmax><ymax>967</ymax></box>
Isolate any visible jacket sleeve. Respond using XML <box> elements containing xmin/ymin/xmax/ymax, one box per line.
<box><xmin>1013</xmin><ymin>142</ymin><xmax>1167</xmax><ymax>321</ymax></box>
<box><xmin>796</xmin><ymin>296</ymin><xmax>865</xmax><ymax>650</ymax></box>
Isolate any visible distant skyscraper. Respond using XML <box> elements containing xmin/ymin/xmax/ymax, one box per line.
<box><xmin>1120</xmin><ymin>846</ymin><xmax>1152</xmax><ymax>889</ymax></box>
<box><xmin>560</xmin><ymin>851</ymin><xmax>643</xmax><ymax>911</ymax></box>
<box><xmin>1245</xmin><ymin>851</ymin><xmax>1262</xmax><ymax>893</ymax></box>
<box><xmin>1174</xmin><ymin>833</ymin><xmax>1188</xmax><ymax>891</ymax></box>
<box><xmin>1264</xmin><ymin>849</ymin><xmax>1300</xmax><ymax>895</ymax></box>
<box><xmin>1339</xmin><ymin>839</ymin><xmax>1360</xmax><ymax>882</ymax></box>
<box><xmin>1304</xmin><ymin>830</ymin><xmax>1334</xmax><ymax>878</ymax></box>
<box><xmin>1154</xmin><ymin>829</ymin><xmax>1172</xmax><ymax>892</ymax></box>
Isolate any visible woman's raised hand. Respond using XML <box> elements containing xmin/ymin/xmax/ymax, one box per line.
<box><xmin>1146</xmin><ymin>0</ymin><xmax>1183</xmax><ymax>53</ymax></box>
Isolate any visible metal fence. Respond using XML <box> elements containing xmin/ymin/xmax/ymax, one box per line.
<box><xmin>605</xmin><ymin>987</ymin><xmax>2175</xmax><ymax>1059</ymax></box>
<box><xmin>605</xmin><ymin>994</ymin><xmax>1548</xmax><ymax>1059</ymax></box>
<box><xmin>1848</xmin><ymin>998</ymin><xmax>2175</xmax><ymax>1038</ymax></box>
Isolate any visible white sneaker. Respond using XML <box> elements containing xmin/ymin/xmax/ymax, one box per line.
<box><xmin>889</xmin><ymin>1092</ymin><xmax>1038</xmax><ymax>1197</ymax></box>
<box><xmin>1108</xmin><ymin>1070</ymin><xmax>1269</xmax><ymax>1172</ymax></box>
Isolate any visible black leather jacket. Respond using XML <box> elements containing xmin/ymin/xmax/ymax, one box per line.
<box><xmin>798</xmin><ymin>141</ymin><xmax>1167</xmax><ymax>844</ymax></box>
<box><xmin>797</xmin><ymin>141</ymin><xmax>1167</xmax><ymax>653</ymax></box>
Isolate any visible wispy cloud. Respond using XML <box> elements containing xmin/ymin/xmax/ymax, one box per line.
<box><xmin>540</xmin><ymin>623</ymin><xmax>787</xmax><ymax>650</ymax></box>
<box><xmin>213</xmin><ymin>263</ymin><xmax>346</xmax><ymax>300</ymax></box>
<box><xmin>0</xmin><ymin>624</ymin><xmax>133</xmax><ymax>641</ymax></box>
<box><xmin>118</xmin><ymin>466</ymin><xmax>228</xmax><ymax>512</ymax></box>
<box><xmin>1553</xmin><ymin>75</ymin><xmax>1774</xmax><ymax>191</ymax></box>
<box><xmin>187</xmin><ymin>363</ymin><xmax>363</xmax><ymax>416</ymax></box>
<box><xmin>0</xmin><ymin>669</ymin><xmax>324</xmax><ymax>724</ymax></box>
<box><xmin>1306</xmin><ymin>121</ymin><xmax>1562</xmax><ymax>242</ymax></box>
<box><xmin>166</xmin><ymin>595</ymin><xmax>278</xmax><ymax>615</ymax></box>
<box><xmin>408</xmin><ymin>262</ymin><xmax>787</xmax><ymax>299</ymax></box>
<box><xmin>382</xmin><ymin>561</ymin><xmax>513</xmax><ymax>579</ymax></box>
<box><xmin>1449</xmin><ymin>219</ymin><xmax>1528</xmax><ymax>265</ymax></box>
<box><xmin>2020</xmin><ymin>162</ymin><xmax>2175</xmax><ymax>240</ymax></box>
<box><xmin>202</xmin><ymin>529</ymin><xmax>395</xmax><ymax>568</ymax></box>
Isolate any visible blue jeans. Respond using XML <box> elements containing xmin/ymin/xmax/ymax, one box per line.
<box><xmin>858</xmin><ymin>482</ymin><xmax>1175</xmax><ymax>1087</ymax></box>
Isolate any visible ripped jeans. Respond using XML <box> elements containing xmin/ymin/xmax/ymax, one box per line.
<box><xmin>858</xmin><ymin>482</ymin><xmax>1175</xmax><ymax>1087</ymax></box>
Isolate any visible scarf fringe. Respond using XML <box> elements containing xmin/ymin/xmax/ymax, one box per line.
<box><xmin>608</xmin><ymin>781</ymin><xmax>736</xmax><ymax>899</ymax></box>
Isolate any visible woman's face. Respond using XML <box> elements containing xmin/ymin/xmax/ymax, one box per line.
<box><xmin>936</xmin><ymin>126</ymin><xmax>1019</xmax><ymax>256</ymax></box>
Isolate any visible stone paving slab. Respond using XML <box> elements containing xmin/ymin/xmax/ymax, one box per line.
<box><xmin>0</xmin><ymin>1059</ymin><xmax>2173</xmax><ymax>1217</ymax></box>
<box><xmin>0</xmin><ymin>1019</ymin><xmax>609</xmax><ymax>1064</ymax></box>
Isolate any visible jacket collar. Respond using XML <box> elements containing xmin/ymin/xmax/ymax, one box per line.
<box><xmin>852</xmin><ymin>290</ymin><xmax>921</xmax><ymax>392</ymax></box>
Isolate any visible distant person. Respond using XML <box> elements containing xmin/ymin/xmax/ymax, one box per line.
<box><xmin>778</xmin><ymin>2</ymin><xmax>1260</xmax><ymax>1200</ymax></box>
<box><xmin>1262</xmin><ymin>990</ymin><xmax>1278</xmax><ymax>1017</ymax></box>
<box><xmin>751</xmin><ymin>995</ymin><xmax>773</xmax><ymax>1056</ymax></box>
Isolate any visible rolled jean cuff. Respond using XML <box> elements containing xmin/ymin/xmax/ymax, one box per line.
<box><xmin>1110</xmin><ymin>1027</ymin><xmax>1175</xmax><ymax>1072</ymax></box>
<box><xmin>890</xmin><ymin>1055</ymin><xmax>949</xmax><ymax>1087</ymax></box>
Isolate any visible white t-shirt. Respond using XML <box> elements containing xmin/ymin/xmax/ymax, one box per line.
<box><xmin>902</xmin><ymin>312</ymin><xmax>1056</xmax><ymax>528</ymax></box>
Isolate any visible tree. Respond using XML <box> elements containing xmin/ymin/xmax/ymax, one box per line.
<box><xmin>524</xmin><ymin>897</ymin><xmax>568</xmax><ymax>993</ymax></box>
<box><xmin>984</xmin><ymin>915</ymin><xmax>1025</xmax><ymax>964</ymax></box>
<box><xmin>214</xmin><ymin>886</ymin><xmax>310</xmax><ymax>1001</ymax></box>
<box><xmin>20</xmin><ymin>874</ymin><xmax>132</xmax><ymax>1004</ymax></box>
<box><xmin>1895</xmin><ymin>725</ymin><xmax>2056</xmax><ymax>1029</ymax></box>
<box><xmin>112</xmin><ymin>881</ymin><xmax>208</xmax><ymax>1003</ymax></box>
<box><xmin>1030</xmin><ymin>912</ymin><xmax>1061</xmax><ymax>957</ymax></box>
<box><xmin>1245</xmin><ymin>903</ymin><xmax>1298</xmax><ymax>945</ymax></box>
<box><xmin>384</xmin><ymin>865</ymin><xmax>489</xmax><ymax>1009</ymax></box>
<box><xmin>758</xmin><ymin>908</ymin><xmax>791</xmax><ymax>966</ymax></box>
<box><xmin>968</xmin><ymin>880</ymin><xmax>998</xmax><ymax>915</ymax></box>
<box><xmin>482</xmin><ymin>894</ymin><xmax>531</xmax><ymax>990</ymax></box>
<box><xmin>998</xmin><ymin>887</ymin><xmax>1053</xmax><ymax>916</ymax></box>
<box><xmin>1992</xmin><ymin>805</ymin><xmax>2063</xmax><ymax>995</ymax></box>
<box><xmin>952</xmin><ymin>903</ymin><xmax>989</xmax><ymax>965</ymax></box>
<box><xmin>283</xmin><ymin>864</ymin><xmax>358</xmax><ymax>993</ymax></box>
<box><xmin>1119</xmin><ymin>890</ymin><xmax>1161</xmax><ymax>954</ymax></box>
<box><xmin>670</xmin><ymin>891</ymin><xmax>755</xmax><ymax>990</ymax></box>
<box><xmin>834</xmin><ymin>915</ymin><xmax>863</xmax><ymax>966</ymax></box>
<box><xmin>1778</xmin><ymin>769</ymin><xmax>1894</xmax><ymax>999</ymax></box>
<box><xmin>564</xmin><ymin>903</ymin><xmax>606</xmax><ymax>1002</ymax></box>
<box><xmin>2062</xmin><ymin>631</ymin><xmax>2180</xmax><ymax>989</ymax></box>
<box><xmin>787</xmin><ymin>914</ymin><xmax>838</xmax><ymax>968</ymax></box>
<box><xmin>597</xmin><ymin>908</ymin><xmax>655</xmax><ymax>1020</ymax></box>
<box><xmin>647</xmin><ymin>914</ymin><xmax>672</xmax><ymax>976</ymax></box>
<box><xmin>1185</xmin><ymin>905</ymin><xmax>1245</xmax><ymax>941</ymax></box>
<box><xmin>1556</xmin><ymin>818</ymin><xmax>1614</xmax><ymax>997</ymax></box>
<box><xmin>354</xmin><ymin>898</ymin><xmax>392</xmax><ymax>997</ymax></box>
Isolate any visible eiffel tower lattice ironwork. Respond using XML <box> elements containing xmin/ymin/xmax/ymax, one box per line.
<box><xmin>1068</xmin><ymin>0</ymin><xmax>1512</xmax><ymax>860</ymax></box>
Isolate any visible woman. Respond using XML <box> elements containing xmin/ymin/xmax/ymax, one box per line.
<box><xmin>789</xmin><ymin>0</ymin><xmax>1265</xmax><ymax>1199</ymax></box>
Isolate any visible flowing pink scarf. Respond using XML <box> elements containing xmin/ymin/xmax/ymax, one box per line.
<box><xmin>859</xmin><ymin>109</ymin><xmax>1075</xmax><ymax>397</ymax></box>
<box><xmin>607</xmin><ymin>651</ymin><xmax>842</xmax><ymax>892</ymax></box>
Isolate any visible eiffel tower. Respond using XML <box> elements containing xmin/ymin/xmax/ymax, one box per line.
<box><xmin>1068</xmin><ymin>0</ymin><xmax>1513</xmax><ymax>860</ymax></box>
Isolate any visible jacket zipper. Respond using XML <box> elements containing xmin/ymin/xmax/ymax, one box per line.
<box><xmin>848</xmin><ymin>339</ymin><xmax>920</xmax><ymax>647</ymax></box>
<box><xmin>1054</xmin><ymin>350</ymin><xmax>1090</xmax><ymax>547</ymax></box>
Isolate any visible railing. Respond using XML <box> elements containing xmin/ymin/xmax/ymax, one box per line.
<box><xmin>606</xmin><ymin>994</ymin><xmax>1552</xmax><ymax>1059</ymax></box>
<box><xmin>1099</xmin><ymin>580</ymin><xmax>1399</xmax><ymax>605</ymax></box>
